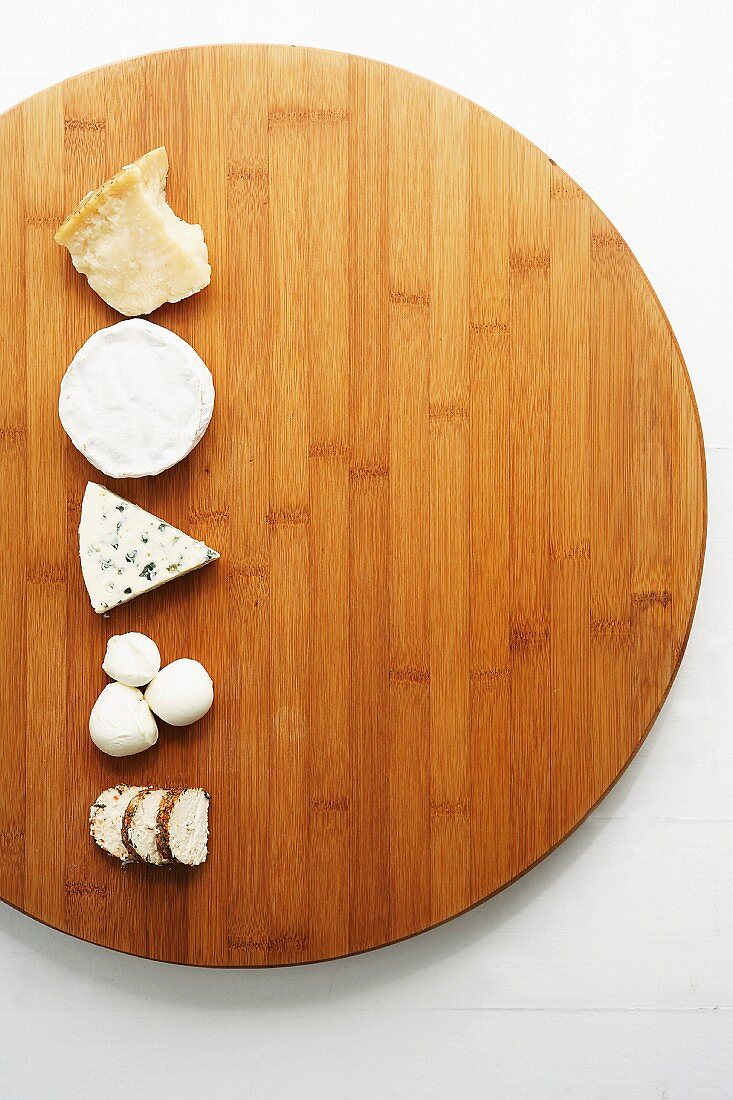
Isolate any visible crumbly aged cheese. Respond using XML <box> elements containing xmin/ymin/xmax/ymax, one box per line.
<box><xmin>90</xmin><ymin>785</ymin><xmax>209</xmax><ymax>867</ymax></box>
<box><xmin>89</xmin><ymin>682</ymin><xmax>159</xmax><ymax>757</ymax></box>
<box><xmin>89</xmin><ymin>785</ymin><xmax>142</xmax><ymax>860</ymax></box>
<box><xmin>145</xmin><ymin>658</ymin><xmax>214</xmax><ymax>726</ymax></box>
<box><xmin>102</xmin><ymin>632</ymin><xmax>161</xmax><ymax>687</ymax></box>
<box><xmin>59</xmin><ymin>319</ymin><xmax>215</xmax><ymax>479</ymax></box>
<box><xmin>79</xmin><ymin>482</ymin><xmax>219</xmax><ymax>613</ymax></box>
<box><xmin>123</xmin><ymin>788</ymin><xmax>168</xmax><ymax>865</ymax></box>
<box><xmin>54</xmin><ymin>147</ymin><xmax>211</xmax><ymax>317</ymax></box>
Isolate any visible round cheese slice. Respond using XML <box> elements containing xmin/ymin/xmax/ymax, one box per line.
<box><xmin>59</xmin><ymin>318</ymin><xmax>215</xmax><ymax>478</ymax></box>
<box><xmin>89</xmin><ymin>784</ymin><xmax>142</xmax><ymax>861</ymax></box>
<box><xmin>122</xmin><ymin>787</ymin><xmax>169</xmax><ymax>865</ymax></box>
<box><xmin>158</xmin><ymin>788</ymin><xmax>210</xmax><ymax>866</ymax></box>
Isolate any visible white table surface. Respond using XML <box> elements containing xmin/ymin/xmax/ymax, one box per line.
<box><xmin>1</xmin><ymin>2</ymin><xmax>731</xmax><ymax>1096</ymax></box>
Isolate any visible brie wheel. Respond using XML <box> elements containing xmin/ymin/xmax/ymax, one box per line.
<box><xmin>54</xmin><ymin>147</ymin><xmax>211</xmax><ymax>317</ymax></box>
<box><xmin>59</xmin><ymin>319</ymin><xmax>214</xmax><ymax>479</ymax></box>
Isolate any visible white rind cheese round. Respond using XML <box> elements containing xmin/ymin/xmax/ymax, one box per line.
<box><xmin>59</xmin><ymin>319</ymin><xmax>215</xmax><ymax>478</ymax></box>
<box><xmin>89</xmin><ymin>682</ymin><xmax>159</xmax><ymax>757</ymax></box>
<box><xmin>102</xmin><ymin>632</ymin><xmax>161</xmax><ymax>686</ymax></box>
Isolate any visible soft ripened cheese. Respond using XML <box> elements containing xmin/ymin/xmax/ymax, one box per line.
<box><xmin>123</xmin><ymin>788</ymin><xmax>168</xmax><ymax>865</ymax></box>
<box><xmin>102</xmin><ymin>632</ymin><xmax>161</xmax><ymax>687</ymax></box>
<box><xmin>79</xmin><ymin>482</ymin><xmax>219</xmax><ymax>613</ymax></box>
<box><xmin>54</xmin><ymin>147</ymin><xmax>211</xmax><ymax>317</ymax></box>
<box><xmin>89</xmin><ymin>785</ymin><xmax>143</xmax><ymax>860</ymax></box>
<box><xmin>89</xmin><ymin>683</ymin><xmax>159</xmax><ymax>757</ymax></box>
<box><xmin>59</xmin><ymin>319</ymin><xmax>215</xmax><ymax>479</ymax></box>
<box><xmin>145</xmin><ymin>658</ymin><xmax>214</xmax><ymax>726</ymax></box>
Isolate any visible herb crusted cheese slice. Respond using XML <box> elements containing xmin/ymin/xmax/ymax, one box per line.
<box><xmin>90</xmin><ymin>784</ymin><xmax>143</xmax><ymax>860</ymax></box>
<box><xmin>90</xmin><ymin>785</ymin><xmax>210</xmax><ymax>866</ymax></box>
<box><xmin>79</xmin><ymin>482</ymin><xmax>219</xmax><ymax>613</ymax></box>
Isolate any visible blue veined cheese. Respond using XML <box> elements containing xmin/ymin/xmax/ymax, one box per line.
<box><xmin>79</xmin><ymin>482</ymin><xmax>219</xmax><ymax>613</ymax></box>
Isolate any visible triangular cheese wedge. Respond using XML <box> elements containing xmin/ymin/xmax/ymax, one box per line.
<box><xmin>79</xmin><ymin>482</ymin><xmax>219</xmax><ymax>613</ymax></box>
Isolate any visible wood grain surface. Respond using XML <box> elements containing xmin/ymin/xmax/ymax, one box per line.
<box><xmin>0</xmin><ymin>45</ymin><xmax>706</xmax><ymax>966</ymax></box>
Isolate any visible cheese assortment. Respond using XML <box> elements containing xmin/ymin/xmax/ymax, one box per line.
<box><xmin>54</xmin><ymin>147</ymin><xmax>210</xmax><ymax>317</ymax></box>
<box><xmin>54</xmin><ymin>149</ymin><xmax>219</xmax><ymax>870</ymax></box>
<box><xmin>79</xmin><ymin>482</ymin><xmax>219</xmax><ymax>613</ymax></box>
<box><xmin>59</xmin><ymin>319</ymin><xmax>215</xmax><ymax>479</ymax></box>
<box><xmin>90</xmin><ymin>785</ymin><xmax>210</xmax><ymax>866</ymax></box>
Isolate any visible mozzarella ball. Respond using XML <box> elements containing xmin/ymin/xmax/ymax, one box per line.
<box><xmin>102</xmin><ymin>632</ymin><xmax>161</xmax><ymax>687</ymax></box>
<box><xmin>89</xmin><ymin>683</ymin><xmax>159</xmax><ymax>757</ymax></box>
<box><xmin>145</xmin><ymin>658</ymin><xmax>213</xmax><ymax>726</ymax></box>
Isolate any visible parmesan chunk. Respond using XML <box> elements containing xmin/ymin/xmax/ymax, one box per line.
<box><xmin>55</xmin><ymin>147</ymin><xmax>211</xmax><ymax>317</ymax></box>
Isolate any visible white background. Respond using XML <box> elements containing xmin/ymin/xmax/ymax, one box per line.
<box><xmin>1</xmin><ymin>2</ymin><xmax>731</xmax><ymax>1097</ymax></box>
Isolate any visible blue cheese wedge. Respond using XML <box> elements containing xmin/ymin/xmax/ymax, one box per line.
<box><xmin>79</xmin><ymin>482</ymin><xmax>219</xmax><ymax>613</ymax></box>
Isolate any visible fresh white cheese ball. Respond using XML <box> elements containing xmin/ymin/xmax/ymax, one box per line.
<box><xmin>89</xmin><ymin>683</ymin><xmax>159</xmax><ymax>757</ymax></box>
<box><xmin>102</xmin><ymin>632</ymin><xmax>161</xmax><ymax>687</ymax></box>
<box><xmin>145</xmin><ymin>658</ymin><xmax>213</xmax><ymax>726</ymax></box>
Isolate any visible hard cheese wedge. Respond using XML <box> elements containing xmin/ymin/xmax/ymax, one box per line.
<box><xmin>79</xmin><ymin>482</ymin><xmax>219</xmax><ymax>613</ymax></box>
<box><xmin>54</xmin><ymin>147</ymin><xmax>211</xmax><ymax>317</ymax></box>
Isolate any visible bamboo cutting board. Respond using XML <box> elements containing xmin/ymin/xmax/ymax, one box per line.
<box><xmin>0</xmin><ymin>46</ymin><xmax>705</xmax><ymax>966</ymax></box>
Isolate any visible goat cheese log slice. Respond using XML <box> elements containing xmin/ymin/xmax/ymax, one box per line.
<box><xmin>157</xmin><ymin>788</ymin><xmax>210</xmax><ymax>866</ymax></box>
<box><xmin>54</xmin><ymin>147</ymin><xmax>211</xmax><ymax>317</ymax></box>
<box><xmin>123</xmin><ymin>788</ymin><xmax>169</xmax><ymax>865</ymax></box>
<box><xmin>59</xmin><ymin>319</ymin><xmax>215</xmax><ymax>479</ymax></box>
<box><xmin>79</xmin><ymin>482</ymin><xmax>219</xmax><ymax>613</ymax></box>
<box><xmin>89</xmin><ymin>785</ymin><xmax>142</xmax><ymax>861</ymax></box>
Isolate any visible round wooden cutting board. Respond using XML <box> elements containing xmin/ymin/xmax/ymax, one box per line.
<box><xmin>0</xmin><ymin>46</ymin><xmax>705</xmax><ymax>966</ymax></box>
